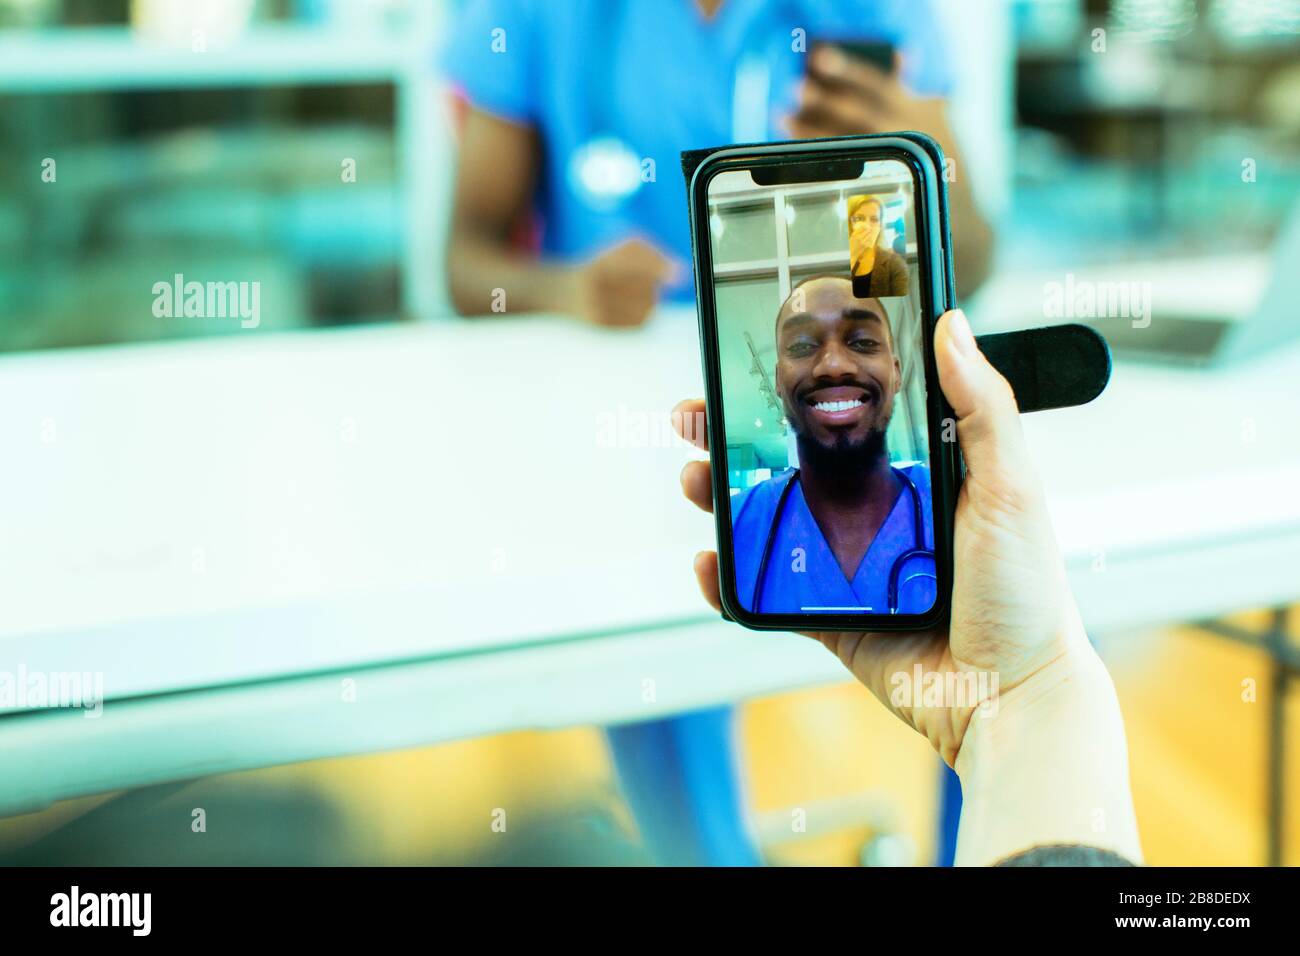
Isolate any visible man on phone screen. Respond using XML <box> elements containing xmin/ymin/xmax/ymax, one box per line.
<box><xmin>732</xmin><ymin>276</ymin><xmax>936</xmax><ymax>614</ymax></box>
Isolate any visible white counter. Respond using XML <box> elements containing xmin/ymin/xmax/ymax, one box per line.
<box><xmin>3</xmin><ymin>303</ymin><xmax>1299</xmax><ymax>814</ymax></box>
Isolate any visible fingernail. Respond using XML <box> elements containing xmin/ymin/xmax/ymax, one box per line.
<box><xmin>947</xmin><ymin>309</ymin><xmax>977</xmax><ymax>359</ymax></box>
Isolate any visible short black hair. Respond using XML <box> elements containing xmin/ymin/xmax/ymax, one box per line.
<box><xmin>996</xmin><ymin>844</ymin><xmax>1138</xmax><ymax>867</ymax></box>
<box><xmin>775</xmin><ymin>274</ymin><xmax>894</xmax><ymax>347</ymax></box>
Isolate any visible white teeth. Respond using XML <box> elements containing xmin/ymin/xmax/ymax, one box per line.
<box><xmin>813</xmin><ymin>399</ymin><xmax>864</xmax><ymax>412</ymax></box>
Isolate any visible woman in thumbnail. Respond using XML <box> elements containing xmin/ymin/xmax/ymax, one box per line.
<box><xmin>848</xmin><ymin>194</ymin><xmax>909</xmax><ymax>297</ymax></box>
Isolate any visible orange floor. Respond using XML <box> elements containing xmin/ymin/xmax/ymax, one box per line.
<box><xmin>1</xmin><ymin>610</ymin><xmax>1295</xmax><ymax>865</ymax></box>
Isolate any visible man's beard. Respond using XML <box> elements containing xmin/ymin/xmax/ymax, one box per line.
<box><xmin>795</xmin><ymin>425</ymin><xmax>888</xmax><ymax>477</ymax></box>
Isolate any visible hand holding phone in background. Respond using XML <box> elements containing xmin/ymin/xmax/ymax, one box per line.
<box><xmin>789</xmin><ymin>41</ymin><xmax>995</xmax><ymax>300</ymax></box>
<box><xmin>786</xmin><ymin>42</ymin><xmax>948</xmax><ymax>142</ymax></box>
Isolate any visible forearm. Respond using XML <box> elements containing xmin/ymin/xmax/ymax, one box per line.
<box><xmin>920</xmin><ymin>116</ymin><xmax>994</xmax><ymax>299</ymax></box>
<box><xmin>446</xmin><ymin>231</ymin><xmax>577</xmax><ymax>318</ymax></box>
<box><xmin>947</xmin><ymin>175</ymin><xmax>994</xmax><ymax>301</ymax></box>
<box><xmin>953</xmin><ymin>631</ymin><xmax>1144</xmax><ymax>867</ymax></box>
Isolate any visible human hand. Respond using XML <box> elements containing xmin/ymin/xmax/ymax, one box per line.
<box><xmin>782</xmin><ymin>45</ymin><xmax>950</xmax><ymax>141</ymax></box>
<box><xmin>672</xmin><ymin>309</ymin><xmax>1094</xmax><ymax>767</ymax></box>
<box><xmin>562</xmin><ymin>238</ymin><xmax>679</xmax><ymax>328</ymax></box>
<box><xmin>779</xmin><ymin>45</ymin><xmax>996</xmax><ymax>298</ymax></box>
<box><xmin>848</xmin><ymin>227</ymin><xmax>871</xmax><ymax>270</ymax></box>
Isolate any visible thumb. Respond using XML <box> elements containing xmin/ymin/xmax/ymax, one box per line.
<box><xmin>934</xmin><ymin>309</ymin><xmax>1032</xmax><ymax>481</ymax></box>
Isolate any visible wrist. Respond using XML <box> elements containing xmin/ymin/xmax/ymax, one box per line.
<box><xmin>953</xmin><ymin>630</ymin><xmax>1143</xmax><ymax>866</ymax></box>
<box><xmin>526</xmin><ymin>263</ymin><xmax>579</xmax><ymax>317</ymax></box>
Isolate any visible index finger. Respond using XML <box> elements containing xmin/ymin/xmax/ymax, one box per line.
<box><xmin>671</xmin><ymin>398</ymin><xmax>709</xmax><ymax>451</ymax></box>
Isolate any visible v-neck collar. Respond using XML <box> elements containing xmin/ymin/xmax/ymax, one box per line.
<box><xmin>789</xmin><ymin>470</ymin><xmax>909</xmax><ymax>600</ymax></box>
<box><xmin>685</xmin><ymin>0</ymin><xmax>764</xmax><ymax>46</ymax></box>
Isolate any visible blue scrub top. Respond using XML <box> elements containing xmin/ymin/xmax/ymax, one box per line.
<box><xmin>731</xmin><ymin>462</ymin><xmax>935</xmax><ymax>614</ymax></box>
<box><xmin>441</xmin><ymin>0</ymin><xmax>954</xmax><ymax>302</ymax></box>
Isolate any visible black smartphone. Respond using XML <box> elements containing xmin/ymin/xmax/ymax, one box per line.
<box><xmin>811</xmin><ymin>39</ymin><xmax>896</xmax><ymax>76</ymax></box>
<box><xmin>683</xmin><ymin>133</ymin><xmax>958</xmax><ymax>632</ymax></box>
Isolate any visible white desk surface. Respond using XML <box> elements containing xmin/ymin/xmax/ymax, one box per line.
<box><xmin>4</xmin><ymin>301</ymin><xmax>1300</xmax><ymax>815</ymax></box>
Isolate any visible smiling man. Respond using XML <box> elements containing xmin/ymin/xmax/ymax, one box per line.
<box><xmin>732</xmin><ymin>275</ymin><xmax>936</xmax><ymax>614</ymax></box>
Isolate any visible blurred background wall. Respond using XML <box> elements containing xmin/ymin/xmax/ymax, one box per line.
<box><xmin>0</xmin><ymin>0</ymin><xmax>451</xmax><ymax>351</ymax></box>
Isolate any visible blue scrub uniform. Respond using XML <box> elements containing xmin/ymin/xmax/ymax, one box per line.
<box><xmin>442</xmin><ymin>0</ymin><xmax>955</xmax><ymax>304</ymax></box>
<box><xmin>443</xmin><ymin>0</ymin><xmax>955</xmax><ymax>867</ymax></box>
<box><xmin>733</xmin><ymin>463</ymin><xmax>936</xmax><ymax>614</ymax></box>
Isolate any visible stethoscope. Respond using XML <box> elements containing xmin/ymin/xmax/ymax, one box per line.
<box><xmin>753</xmin><ymin>466</ymin><xmax>936</xmax><ymax>614</ymax></box>
<box><xmin>572</xmin><ymin>6</ymin><xmax>789</xmax><ymax>209</ymax></box>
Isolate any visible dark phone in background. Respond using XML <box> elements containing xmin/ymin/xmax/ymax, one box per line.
<box><xmin>809</xmin><ymin>39</ymin><xmax>897</xmax><ymax>78</ymax></box>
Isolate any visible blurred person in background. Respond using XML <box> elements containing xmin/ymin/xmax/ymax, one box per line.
<box><xmin>440</xmin><ymin>0</ymin><xmax>994</xmax><ymax>865</ymax></box>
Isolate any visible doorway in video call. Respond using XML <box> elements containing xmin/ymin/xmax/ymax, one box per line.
<box><xmin>708</xmin><ymin>159</ymin><xmax>936</xmax><ymax>617</ymax></box>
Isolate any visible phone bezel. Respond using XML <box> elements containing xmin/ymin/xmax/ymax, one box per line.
<box><xmin>687</xmin><ymin>134</ymin><xmax>959</xmax><ymax>632</ymax></box>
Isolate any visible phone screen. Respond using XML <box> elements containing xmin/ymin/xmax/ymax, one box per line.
<box><xmin>704</xmin><ymin>157</ymin><xmax>938</xmax><ymax>619</ymax></box>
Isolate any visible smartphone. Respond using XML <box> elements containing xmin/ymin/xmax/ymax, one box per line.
<box><xmin>811</xmin><ymin>39</ymin><xmax>896</xmax><ymax>76</ymax></box>
<box><xmin>683</xmin><ymin>133</ymin><xmax>958</xmax><ymax>632</ymax></box>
